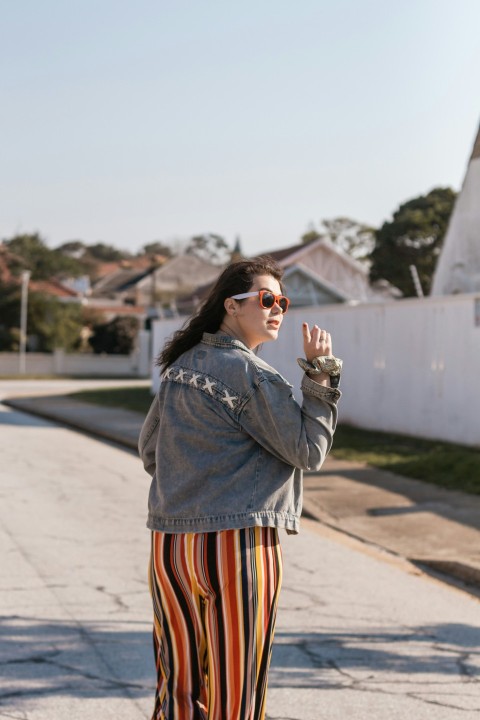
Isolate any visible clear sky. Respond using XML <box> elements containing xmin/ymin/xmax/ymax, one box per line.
<box><xmin>2</xmin><ymin>0</ymin><xmax>479</xmax><ymax>257</ymax></box>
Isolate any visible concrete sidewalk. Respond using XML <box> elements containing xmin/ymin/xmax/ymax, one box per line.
<box><xmin>4</xmin><ymin>392</ymin><xmax>480</xmax><ymax>594</ymax></box>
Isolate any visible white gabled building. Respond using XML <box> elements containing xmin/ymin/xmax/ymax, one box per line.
<box><xmin>431</xmin><ymin>122</ymin><xmax>480</xmax><ymax>295</ymax></box>
<box><xmin>267</xmin><ymin>237</ymin><xmax>400</xmax><ymax>305</ymax></box>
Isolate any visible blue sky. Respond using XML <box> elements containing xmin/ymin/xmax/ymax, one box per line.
<box><xmin>2</xmin><ymin>0</ymin><xmax>479</xmax><ymax>256</ymax></box>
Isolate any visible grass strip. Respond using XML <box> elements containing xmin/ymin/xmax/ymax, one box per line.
<box><xmin>69</xmin><ymin>387</ymin><xmax>154</xmax><ymax>414</ymax></box>
<box><xmin>68</xmin><ymin>387</ymin><xmax>480</xmax><ymax>495</ymax></box>
<box><xmin>332</xmin><ymin>424</ymin><xmax>480</xmax><ymax>495</ymax></box>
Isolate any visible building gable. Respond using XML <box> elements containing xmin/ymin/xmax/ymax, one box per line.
<box><xmin>431</xmin><ymin>121</ymin><xmax>480</xmax><ymax>295</ymax></box>
<box><xmin>282</xmin><ymin>264</ymin><xmax>348</xmax><ymax>306</ymax></box>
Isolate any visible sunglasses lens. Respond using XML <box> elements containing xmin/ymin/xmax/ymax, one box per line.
<box><xmin>259</xmin><ymin>292</ymin><xmax>289</xmax><ymax>313</ymax></box>
<box><xmin>260</xmin><ymin>292</ymin><xmax>275</xmax><ymax>309</ymax></box>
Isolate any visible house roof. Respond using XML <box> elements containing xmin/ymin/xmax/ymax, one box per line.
<box><xmin>264</xmin><ymin>241</ymin><xmax>307</xmax><ymax>262</ymax></box>
<box><xmin>135</xmin><ymin>254</ymin><xmax>222</xmax><ymax>292</ymax></box>
<box><xmin>94</xmin><ymin>256</ymin><xmax>159</xmax><ymax>279</ymax></box>
<box><xmin>30</xmin><ymin>279</ymin><xmax>80</xmax><ymax>298</ymax></box>
<box><xmin>265</xmin><ymin>237</ymin><xmax>370</xmax><ymax>276</ymax></box>
<box><xmin>92</xmin><ymin>267</ymin><xmax>152</xmax><ymax>295</ymax></box>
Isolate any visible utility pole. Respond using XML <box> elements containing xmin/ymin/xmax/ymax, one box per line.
<box><xmin>19</xmin><ymin>270</ymin><xmax>31</xmax><ymax>374</ymax></box>
<box><xmin>409</xmin><ymin>265</ymin><xmax>424</xmax><ymax>298</ymax></box>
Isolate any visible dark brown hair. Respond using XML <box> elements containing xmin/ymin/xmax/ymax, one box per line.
<box><xmin>157</xmin><ymin>255</ymin><xmax>284</xmax><ymax>371</ymax></box>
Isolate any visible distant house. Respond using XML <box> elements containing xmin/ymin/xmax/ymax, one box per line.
<box><xmin>280</xmin><ymin>264</ymin><xmax>349</xmax><ymax>306</ymax></box>
<box><xmin>91</xmin><ymin>254</ymin><xmax>223</xmax><ymax>315</ymax></box>
<box><xmin>266</xmin><ymin>238</ymin><xmax>400</xmax><ymax>304</ymax></box>
<box><xmin>91</xmin><ymin>266</ymin><xmax>151</xmax><ymax>303</ymax></box>
<box><xmin>29</xmin><ymin>278</ymin><xmax>82</xmax><ymax>302</ymax></box>
<box><xmin>174</xmin><ymin>238</ymin><xmax>399</xmax><ymax>315</ymax></box>
<box><xmin>134</xmin><ymin>254</ymin><xmax>222</xmax><ymax>308</ymax></box>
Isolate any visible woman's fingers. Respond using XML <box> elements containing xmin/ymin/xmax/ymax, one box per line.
<box><xmin>302</xmin><ymin>323</ymin><xmax>333</xmax><ymax>361</ymax></box>
<box><xmin>302</xmin><ymin>322</ymin><xmax>311</xmax><ymax>343</ymax></box>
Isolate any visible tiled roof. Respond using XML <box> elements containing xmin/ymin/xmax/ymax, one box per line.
<box><xmin>263</xmin><ymin>241</ymin><xmax>309</xmax><ymax>262</ymax></box>
<box><xmin>29</xmin><ymin>279</ymin><xmax>80</xmax><ymax>298</ymax></box>
<box><xmin>93</xmin><ymin>268</ymin><xmax>152</xmax><ymax>294</ymax></box>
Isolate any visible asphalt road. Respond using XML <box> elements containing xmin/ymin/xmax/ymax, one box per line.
<box><xmin>1</xmin><ymin>398</ymin><xmax>480</xmax><ymax>719</ymax></box>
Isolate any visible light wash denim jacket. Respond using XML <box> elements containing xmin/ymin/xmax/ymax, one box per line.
<box><xmin>139</xmin><ymin>331</ymin><xmax>340</xmax><ymax>534</ymax></box>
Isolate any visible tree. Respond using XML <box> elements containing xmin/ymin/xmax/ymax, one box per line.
<box><xmin>89</xmin><ymin>316</ymin><xmax>139</xmax><ymax>355</ymax></box>
<box><xmin>27</xmin><ymin>294</ymin><xmax>85</xmax><ymax>351</ymax></box>
<box><xmin>0</xmin><ymin>280</ymin><xmax>85</xmax><ymax>352</ymax></box>
<box><xmin>0</xmin><ymin>281</ymin><xmax>21</xmax><ymax>350</ymax></box>
<box><xmin>86</xmin><ymin>242</ymin><xmax>130</xmax><ymax>262</ymax></box>
<box><xmin>369</xmin><ymin>187</ymin><xmax>457</xmax><ymax>297</ymax></box>
<box><xmin>141</xmin><ymin>241</ymin><xmax>173</xmax><ymax>258</ymax></box>
<box><xmin>56</xmin><ymin>240</ymin><xmax>87</xmax><ymax>258</ymax></box>
<box><xmin>301</xmin><ymin>218</ymin><xmax>375</xmax><ymax>263</ymax></box>
<box><xmin>4</xmin><ymin>233</ymin><xmax>84</xmax><ymax>279</ymax></box>
<box><xmin>300</xmin><ymin>226</ymin><xmax>322</xmax><ymax>245</ymax></box>
<box><xmin>185</xmin><ymin>234</ymin><xmax>231</xmax><ymax>265</ymax></box>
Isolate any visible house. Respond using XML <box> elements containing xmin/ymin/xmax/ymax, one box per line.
<box><xmin>134</xmin><ymin>254</ymin><xmax>222</xmax><ymax>308</ymax></box>
<box><xmin>91</xmin><ymin>253</ymin><xmax>222</xmax><ymax>311</ymax></box>
<box><xmin>29</xmin><ymin>278</ymin><xmax>81</xmax><ymax>300</ymax></box>
<box><xmin>173</xmin><ymin>237</ymin><xmax>399</xmax><ymax>315</ymax></box>
<box><xmin>266</xmin><ymin>237</ymin><xmax>400</xmax><ymax>305</ymax></box>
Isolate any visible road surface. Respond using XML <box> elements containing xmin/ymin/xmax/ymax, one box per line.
<box><xmin>1</xmin><ymin>396</ymin><xmax>479</xmax><ymax>719</ymax></box>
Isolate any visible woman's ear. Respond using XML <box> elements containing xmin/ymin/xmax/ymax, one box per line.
<box><xmin>224</xmin><ymin>299</ymin><xmax>237</xmax><ymax>316</ymax></box>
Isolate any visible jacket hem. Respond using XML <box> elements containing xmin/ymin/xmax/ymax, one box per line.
<box><xmin>146</xmin><ymin>510</ymin><xmax>300</xmax><ymax>535</ymax></box>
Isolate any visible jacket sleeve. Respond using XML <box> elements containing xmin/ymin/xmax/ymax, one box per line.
<box><xmin>238</xmin><ymin>373</ymin><xmax>340</xmax><ymax>471</ymax></box>
<box><xmin>138</xmin><ymin>393</ymin><xmax>160</xmax><ymax>477</ymax></box>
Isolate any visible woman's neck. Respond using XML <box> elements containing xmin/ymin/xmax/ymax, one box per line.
<box><xmin>219</xmin><ymin>321</ymin><xmax>250</xmax><ymax>348</ymax></box>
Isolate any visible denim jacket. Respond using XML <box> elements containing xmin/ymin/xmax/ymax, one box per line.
<box><xmin>139</xmin><ymin>331</ymin><xmax>340</xmax><ymax>534</ymax></box>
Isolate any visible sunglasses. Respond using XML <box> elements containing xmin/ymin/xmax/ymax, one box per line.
<box><xmin>230</xmin><ymin>290</ymin><xmax>290</xmax><ymax>313</ymax></box>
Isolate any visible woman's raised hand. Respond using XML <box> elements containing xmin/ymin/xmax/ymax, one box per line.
<box><xmin>302</xmin><ymin>322</ymin><xmax>332</xmax><ymax>363</ymax></box>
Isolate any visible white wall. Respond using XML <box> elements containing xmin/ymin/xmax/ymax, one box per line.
<box><xmin>0</xmin><ymin>331</ymin><xmax>152</xmax><ymax>378</ymax></box>
<box><xmin>151</xmin><ymin>294</ymin><xmax>480</xmax><ymax>447</ymax></box>
<box><xmin>151</xmin><ymin>318</ymin><xmax>186</xmax><ymax>392</ymax></box>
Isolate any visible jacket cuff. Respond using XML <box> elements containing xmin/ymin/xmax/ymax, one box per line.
<box><xmin>301</xmin><ymin>373</ymin><xmax>341</xmax><ymax>403</ymax></box>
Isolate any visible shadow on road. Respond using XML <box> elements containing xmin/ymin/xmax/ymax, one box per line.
<box><xmin>269</xmin><ymin>625</ymin><xmax>480</xmax><ymax>688</ymax></box>
<box><xmin>0</xmin><ymin>614</ymin><xmax>155</xmax><ymax>707</ymax></box>
<box><xmin>2</xmin><ymin>615</ymin><xmax>479</xmax><ymax>708</ymax></box>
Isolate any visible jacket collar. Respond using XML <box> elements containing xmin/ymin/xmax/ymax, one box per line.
<box><xmin>201</xmin><ymin>331</ymin><xmax>254</xmax><ymax>354</ymax></box>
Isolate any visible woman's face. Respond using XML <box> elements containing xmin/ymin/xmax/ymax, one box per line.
<box><xmin>226</xmin><ymin>274</ymin><xmax>285</xmax><ymax>349</ymax></box>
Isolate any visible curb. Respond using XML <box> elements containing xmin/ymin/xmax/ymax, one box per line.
<box><xmin>2</xmin><ymin>398</ymin><xmax>140</xmax><ymax>451</ymax></box>
<box><xmin>302</xmin><ymin>499</ymin><xmax>480</xmax><ymax>598</ymax></box>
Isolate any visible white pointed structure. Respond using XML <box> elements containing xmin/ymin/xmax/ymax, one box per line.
<box><xmin>431</xmin><ymin>123</ymin><xmax>480</xmax><ymax>294</ymax></box>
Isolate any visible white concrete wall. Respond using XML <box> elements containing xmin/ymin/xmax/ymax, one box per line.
<box><xmin>151</xmin><ymin>318</ymin><xmax>187</xmax><ymax>392</ymax></box>
<box><xmin>151</xmin><ymin>295</ymin><xmax>480</xmax><ymax>446</ymax></box>
<box><xmin>260</xmin><ymin>293</ymin><xmax>480</xmax><ymax>446</ymax></box>
<box><xmin>0</xmin><ymin>346</ymin><xmax>150</xmax><ymax>378</ymax></box>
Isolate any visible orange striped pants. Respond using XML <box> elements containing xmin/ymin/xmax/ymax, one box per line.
<box><xmin>148</xmin><ymin>527</ymin><xmax>283</xmax><ymax>720</ymax></box>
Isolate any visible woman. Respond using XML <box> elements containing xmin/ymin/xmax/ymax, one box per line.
<box><xmin>139</xmin><ymin>255</ymin><xmax>341</xmax><ymax>720</ymax></box>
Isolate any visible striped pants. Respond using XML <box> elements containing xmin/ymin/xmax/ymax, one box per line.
<box><xmin>148</xmin><ymin>527</ymin><xmax>283</xmax><ymax>720</ymax></box>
